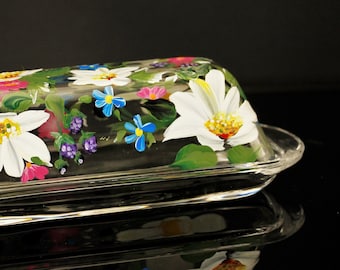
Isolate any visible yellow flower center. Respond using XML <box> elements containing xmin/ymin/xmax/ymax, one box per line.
<box><xmin>0</xmin><ymin>71</ymin><xmax>21</xmax><ymax>80</ymax></box>
<box><xmin>135</xmin><ymin>128</ymin><xmax>143</xmax><ymax>137</ymax></box>
<box><xmin>149</xmin><ymin>93</ymin><xmax>157</xmax><ymax>100</ymax></box>
<box><xmin>105</xmin><ymin>95</ymin><xmax>113</xmax><ymax>104</ymax></box>
<box><xmin>0</xmin><ymin>118</ymin><xmax>21</xmax><ymax>144</ymax></box>
<box><xmin>25</xmin><ymin>162</ymin><xmax>32</xmax><ymax>168</ymax></box>
<box><xmin>205</xmin><ymin>112</ymin><xmax>243</xmax><ymax>139</ymax></box>
<box><xmin>97</xmin><ymin>72</ymin><xmax>117</xmax><ymax>80</ymax></box>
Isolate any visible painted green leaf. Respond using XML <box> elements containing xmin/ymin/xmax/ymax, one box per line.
<box><xmin>171</xmin><ymin>144</ymin><xmax>217</xmax><ymax>170</ymax></box>
<box><xmin>22</xmin><ymin>67</ymin><xmax>71</xmax><ymax>90</ymax></box>
<box><xmin>78</xmin><ymin>94</ymin><xmax>92</xmax><ymax>104</ymax></box>
<box><xmin>1</xmin><ymin>92</ymin><xmax>33</xmax><ymax>112</ymax></box>
<box><xmin>31</xmin><ymin>156</ymin><xmax>45</xmax><ymax>166</ymax></box>
<box><xmin>129</xmin><ymin>70</ymin><xmax>158</xmax><ymax>83</ymax></box>
<box><xmin>227</xmin><ymin>145</ymin><xmax>257</xmax><ymax>164</ymax></box>
<box><xmin>45</xmin><ymin>94</ymin><xmax>65</xmax><ymax>123</ymax></box>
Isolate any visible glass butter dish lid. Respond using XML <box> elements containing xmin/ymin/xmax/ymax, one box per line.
<box><xmin>0</xmin><ymin>57</ymin><xmax>304</xmax><ymax>225</ymax></box>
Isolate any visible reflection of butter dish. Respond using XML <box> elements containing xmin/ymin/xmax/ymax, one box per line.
<box><xmin>195</xmin><ymin>250</ymin><xmax>260</xmax><ymax>270</ymax></box>
<box><xmin>116</xmin><ymin>213</ymin><xmax>227</xmax><ymax>242</ymax></box>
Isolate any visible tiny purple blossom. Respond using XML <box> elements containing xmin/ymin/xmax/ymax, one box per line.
<box><xmin>60</xmin><ymin>143</ymin><xmax>78</xmax><ymax>159</ymax></box>
<box><xmin>83</xmin><ymin>136</ymin><xmax>97</xmax><ymax>153</ymax></box>
<box><xmin>69</xmin><ymin>116</ymin><xmax>83</xmax><ymax>134</ymax></box>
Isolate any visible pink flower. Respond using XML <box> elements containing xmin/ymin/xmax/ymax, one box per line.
<box><xmin>0</xmin><ymin>80</ymin><xmax>28</xmax><ymax>91</ymax></box>
<box><xmin>21</xmin><ymin>162</ymin><xmax>49</xmax><ymax>183</ymax></box>
<box><xmin>136</xmin><ymin>86</ymin><xmax>167</xmax><ymax>100</ymax></box>
<box><xmin>167</xmin><ymin>56</ymin><xmax>195</xmax><ymax>67</ymax></box>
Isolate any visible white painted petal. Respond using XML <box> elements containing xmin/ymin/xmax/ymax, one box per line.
<box><xmin>70</xmin><ymin>70</ymin><xmax>96</xmax><ymax>77</ymax></box>
<box><xmin>205</xmin><ymin>69</ymin><xmax>226</xmax><ymax>109</ymax></box>
<box><xmin>2</xmin><ymin>139</ymin><xmax>24</xmax><ymax>177</ymax></box>
<box><xmin>90</xmin><ymin>80</ymin><xmax>113</xmax><ymax>87</ymax></box>
<box><xmin>163</xmin><ymin>116</ymin><xmax>203</xmax><ymax>141</ymax></box>
<box><xmin>238</xmin><ymin>100</ymin><xmax>258</xmax><ymax>122</ymax></box>
<box><xmin>228</xmin><ymin>122</ymin><xmax>259</xmax><ymax>146</ymax></box>
<box><xmin>170</xmin><ymin>92</ymin><xmax>208</xmax><ymax>120</ymax></box>
<box><xmin>223</xmin><ymin>86</ymin><xmax>240</xmax><ymax>113</ymax></box>
<box><xmin>0</xmin><ymin>143</ymin><xmax>4</xmax><ymax>172</ymax></box>
<box><xmin>0</xmin><ymin>112</ymin><xmax>16</xmax><ymax>121</ymax></box>
<box><xmin>111</xmin><ymin>77</ymin><xmax>131</xmax><ymax>86</ymax></box>
<box><xmin>197</xmin><ymin>132</ymin><xmax>225</xmax><ymax>151</ymax></box>
<box><xmin>11</xmin><ymin>132</ymin><xmax>51</xmax><ymax>163</ymax></box>
<box><xmin>188</xmin><ymin>80</ymin><xmax>216</xmax><ymax>116</ymax></box>
<box><xmin>16</xmin><ymin>110</ymin><xmax>50</xmax><ymax>132</ymax></box>
<box><xmin>112</xmin><ymin>66</ymin><xmax>139</xmax><ymax>74</ymax></box>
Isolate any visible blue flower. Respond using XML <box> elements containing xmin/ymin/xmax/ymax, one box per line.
<box><xmin>92</xmin><ymin>86</ymin><xmax>126</xmax><ymax>117</ymax></box>
<box><xmin>78</xmin><ymin>64</ymin><xmax>103</xmax><ymax>70</ymax></box>
<box><xmin>124</xmin><ymin>114</ymin><xmax>156</xmax><ymax>152</ymax></box>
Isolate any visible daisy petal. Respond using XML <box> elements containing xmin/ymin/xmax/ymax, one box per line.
<box><xmin>3</xmin><ymin>140</ymin><xmax>24</xmax><ymax>178</ymax></box>
<box><xmin>16</xmin><ymin>111</ymin><xmax>50</xmax><ymax>132</ymax></box>
<box><xmin>11</xmin><ymin>132</ymin><xmax>51</xmax><ymax>164</ymax></box>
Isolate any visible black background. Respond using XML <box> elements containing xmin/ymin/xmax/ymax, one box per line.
<box><xmin>1</xmin><ymin>0</ymin><xmax>339</xmax><ymax>269</ymax></box>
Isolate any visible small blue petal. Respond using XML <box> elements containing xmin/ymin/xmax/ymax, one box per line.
<box><xmin>125</xmin><ymin>134</ymin><xmax>137</xmax><ymax>144</ymax></box>
<box><xmin>142</xmin><ymin>122</ymin><xmax>156</xmax><ymax>133</ymax></box>
<box><xmin>104</xmin><ymin>85</ymin><xmax>114</xmax><ymax>96</ymax></box>
<box><xmin>102</xmin><ymin>104</ymin><xmax>113</xmax><ymax>117</ymax></box>
<box><xmin>95</xmin><ymin>99</ymin><xmax>106</xmax><ymax>108</ymax></box>
<box><xmin>124</xmin><ymin>122</ymin><xmax>136</xmax><ymax>133</ymax></box>
<box><xmin>135</xmin><ymin>135</ymin><xmax>146</xmax><ymax>152</ymax></box>
<box><xmin>112</xmin><ymin>97</ymin><xmax>126</xmax><ymax>108</ymax></box>
<box><xmin>133</xmin><ymin>114</ymin><xmax>143</xmax><ymax>129</ymax></box>
<box><xmin>92</xmin><ymin>89</ymin><xmax>106</xmax><ymax>99</ymax></box>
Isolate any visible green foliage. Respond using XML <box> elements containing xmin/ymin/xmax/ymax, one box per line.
<box><xmin>1</xmin><ymin>92</ymin><xmax>34</xmax><ymax>112</ymax></box>
<box><xmin>171</xmin><ymin>144</ymin><xmax>217</xmax><ymax>170</ymax></box>
<box><xmin>227</xmin><ymin>145</ymin><xmax>258</xmax><ymax>164</ymax></box>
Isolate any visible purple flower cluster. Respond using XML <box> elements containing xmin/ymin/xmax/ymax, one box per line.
<box><xmin>60</xmin><ymin>143</ymin><xmax>77</xmax><ymax>159</ymax></box>
<box><xmin>83</xmin><ymin>136</ymin><xmax>97</xmax><ymax>153</ymax></box>
<box><xmin>69</xmin><ymin>116</ymin><xmax>83</xmax><ymax>134</ymax></box>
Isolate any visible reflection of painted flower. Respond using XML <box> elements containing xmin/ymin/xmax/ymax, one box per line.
<box><xmin>0</xmin><ymin>111</ymin><xmax>51</xmax><ymax>178</ymax></box>
<box><xmin>0</xmin><ymin>69</ymin><xmax>42</xmax><ymax>82</ymax></box>
<box><xmin>167</xmin><ymin>56</ymin><xmax>195</xmax><ymax>67</ymax></box>
<box><xmin>137</xmin><ymin>86</ymin><xmax>167</xmax><ymax>100</ymax></box>
<box><xmin>0</xmin><ymin>80</ymin><xmax>28</xmax><ymax>91</ymax></box>
<box><xmin>163</xmin><ymin>69</ymin><xmax>258</xmax><ymax>151</ymax></box>
<box><xmin>69</xmin><ymin>66</ymin><xmax>139</xmax><ymax>86</ymax></box>
<box><xmin>92</xmin><ymin>86</ymin><xmax>126</xmax><ymax>117</ymax></box>
<box><xmin>21</xmin><ymin>162</ymin><xmax>49</xmax><ymax>183</ymax></box>
<box><xmin>124</xmin><ymin>114</ymin><xmax>156</xmax><ymax>152</ymax></box>
<box><xmin>38</xmin><ymin>110</ymin><xmax>70</xmax><ymax>139</ymax></box>
<box><xmin>195</xmin><ymin>251</ymin><xmax>260</xmax><ymax>270</ymax></box>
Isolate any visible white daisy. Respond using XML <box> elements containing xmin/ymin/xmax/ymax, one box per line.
<box><xmin>68</xmin><ymin>66</ymin><xmax>139</xmax><ymax>87</ymax></box>
<box><xmin>163</xmin><ymin>69</ymin><xmax>259</xmax><ymax>151</ymax></box>
<box><xmin>0</xmin><ymin>110</ymin><xmax>51</xmax><ymax>178</ymax></box>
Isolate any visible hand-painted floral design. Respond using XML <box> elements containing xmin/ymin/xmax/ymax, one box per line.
<box><xmin>69</xmin><ymin>66</ymin><xmax>139</xmax><ymax>86</ymax></box>
<box><xmin>0</xmin><ymin>110</ymin><xmax>51</xmax><ymax>178</ymax></box>
<box><xmin>163</xmin><ymin>69</ymin><xmax>259</xmax><ymax>151</ymax></box>
<box><xmin>0</xmin><ymin>69</ymin><xmax>42</xmax><ymax>82</ymax></box>
<box><xmin>0</xmin><ymin>80</ymin><xmax>28</xmax><ymax>91</ymax></box>
<box><xmin>137</xmin><ymin>86</ymin><xmax>167</xmax><ymax>100</ymax></box>
<box><xmin>0</xmin><ymin>57</ymin><xmax>274</xmax><ymax>182</ymax></box>
<box><xmin>124</xmin><ymin>114</ymin><xmax>156</xmax><ymax>152</ymax></box>
<box><xmin>21</xmin><ymin>162</ymin><xmax>49</xmax><ymax>183</ymax></box>
<box><xmin>38</xmin><ymin>110</ymin><xmax>70</xmax><ymax>139</ymax></box>
<box><xmin>167</xmin><ymin>56</ymin><xmax>196</xmax><ymax>67</ymax></box>
<box><xmin>92</xmin><ymin>85</ymin><xmax>126</xmax><ymax>117</ymax></box>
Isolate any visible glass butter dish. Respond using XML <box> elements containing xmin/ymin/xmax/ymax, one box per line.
<box><xmin>0</xmin><ymin>57</ymin><xmax>304</xmax><ymax>226</ymax></box>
